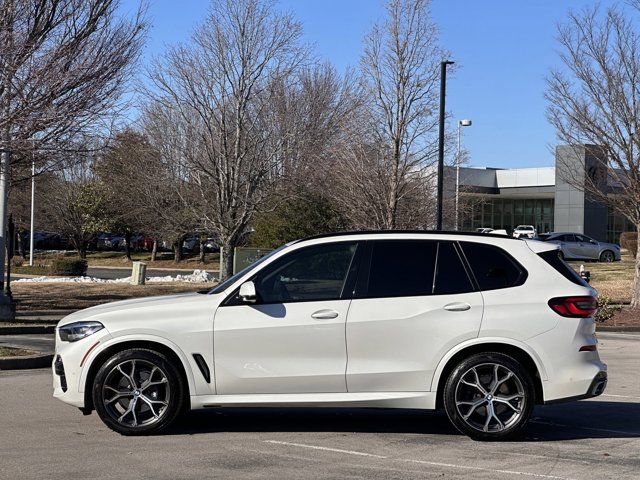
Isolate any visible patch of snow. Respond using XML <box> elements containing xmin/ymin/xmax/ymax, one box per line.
<box><xmin>14</xmin><ymin>269</ymin><xmax>215</xmax><ymax>284</ymax></box>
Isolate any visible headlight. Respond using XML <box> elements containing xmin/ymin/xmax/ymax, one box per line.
<box><xmin>58</xmin><ymin>321</ymin><xmax>104</xmax><ymax>342</ymax></box>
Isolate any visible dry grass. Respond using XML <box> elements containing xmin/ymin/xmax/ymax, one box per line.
<box><xmin>568</xmin><ymin>253</ymin><xmax>635</xmax><ymax>304</ymax></box>
<box><xmin>0</xmin><ymin>346</ymin><xmax>36</xmax><ymax>357</ymax></box>
<box><xmin>30</xmin><ymin>250</ymin><xmax>220</xmax><ymax>270</ymax></box>
<box><xmin>12</xmin><ymin>282</ymin><xmax>211</xmax><ymax>312</ymax></box>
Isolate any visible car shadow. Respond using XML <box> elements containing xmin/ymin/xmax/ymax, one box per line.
<box><xmin>161</xmin><ymin>400</ymin><xmax>640</xmax><ymax>441</ymax></box>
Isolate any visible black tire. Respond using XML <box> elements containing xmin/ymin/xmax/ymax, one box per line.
<box><xmin>558</xmin><ymin>251</ymin><xmax>565</xmax><ymax>260</ymax></box>
<box><xmin>443</xmin><ymin>352</ymin><xmax>535</xmax><ymax>441</ymax></box>
<box><xmin>92</xmin><ymin>348</ymin><xmax>185</xmax><ymax>435</ymax></box>
<box><xmin>599</xmin><ymin>250</ymin><xmax>615</xmax><ymax>263</ymax></box>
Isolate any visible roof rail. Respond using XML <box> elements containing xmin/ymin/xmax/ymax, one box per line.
<box><xmin>299</xmin><ymin>229</ymin><xmax>524</xmax><ymax>242</ymax></box>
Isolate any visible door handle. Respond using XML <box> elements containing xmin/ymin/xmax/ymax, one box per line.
<box><xmin>311</xmin><ymin>309</ymin><xmax>339</xmax><ymax>320</ymax></box>
<box><xmin>443</xmin><ymin>302</ymin><xmax>471</xmax><ymax>312</ymax></box>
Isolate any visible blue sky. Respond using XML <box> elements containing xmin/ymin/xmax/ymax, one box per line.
<box><xmin>122</xmin><ymin>0</ymin><xmax>605</xmax><ymax>168</ymax></box>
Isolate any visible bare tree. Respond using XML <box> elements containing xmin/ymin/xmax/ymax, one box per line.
<box><xmin>145</xmin><ymin>0</ymin><xmax>306</xmax><ymax>279</ymax></box>
<box><xmin>0</xmin><ymin>0</ymin><xmax>146</xmax><ymax>292</ymax></box>
<box><xmin>334</xmin><ymin>0</ymin><xmax>444</xmax><ymax>229</ymax></box>
<box><xmin>546</xmin><ymin>3</ymin><xmax>640</xmax><ymax>307</ymax></box>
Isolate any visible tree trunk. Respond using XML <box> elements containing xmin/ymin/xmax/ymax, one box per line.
<box><xmin>631</xmin><ymin>227</ymin><xmax>640</xmax><ymax>309</ymax></box>
<box><xmin>199</xmin><ymin>239</ymin><xmax>205</xmax><ymax>264</ymax></box>
<box><xmin>220</xmin><ymin>241</ymin><xmax>234</xmax><ymax>280</ymax></box>
<box><xmin>124</xmin><ymin>233</ymin><xmax>132</xmax><ymax>261</ymax></box>
<box><xmin>17</xmin><ymin>230</ymin><xmax>26</xmax><ymax>259</ymax></box>
<box><xmin>150</xmin><ymin>239</ymin><xmax>157</xmax><ymax>262</ymax></box>
<box><xmin>173</xmin><ymin>241</ymin><xmax>183</xmax><ymax>263</ymax></box>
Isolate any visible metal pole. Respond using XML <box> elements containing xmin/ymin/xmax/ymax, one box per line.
<box><xmin>455</xmin><ymin>122</ymin><xmax>461</xmax><ymax>231</ymax></box>
<box><xmin>436</xmin><ymin>60</ymin><xmax>454</xmax><ymax>230</ymax></box>
<box><xmin>29</xmin><ymin>157</ymin><xmax>35</xmax><ymax>266</ymax></box>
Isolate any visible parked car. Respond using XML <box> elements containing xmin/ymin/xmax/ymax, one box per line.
<box><xmin>97</xmin><ymin>233</ymin><xmax>124</xmax><ymax>251</ymax></box>
<box><xmin>541</xmin><ymin>232</ymin><xmax>621</xmax><ymax>262</ymax></box>
<box><xmin>475</xmin><ymin>228</ymin><xmax>494</xmax><ymax>233</ymax></box>
<box><xmin>53</xmin><ymin>231</ymin><xmax>606</xmax><ymax>440</ymax></box>
<box><xmin>513</xmin><ymin>225</ymin><xmax>536</xmax><ymax>238</ymax></box>
<box><xmin>488</xmin><ymin>229</ymin><xmax>509</xmax><ymax>236</ymax></box>
<box><xmin>131</xmin><ymin>235</ymin><xmax>154</xmax><ymax>252</ymax></box>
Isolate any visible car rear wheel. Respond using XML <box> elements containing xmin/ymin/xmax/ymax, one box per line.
<box><xmin>93</xmin><ymin>348</ymin><xmax>184</xmax><ymax>435</ymax></box>
<box><xmin>599</xmin><ymin>250</ymin><xmax>615</xmax><ymax>262</ymax></box>
<box><xmin>443</xmin><ymin>352</ymin><xmax>535</xmax><ymax>441</ymax></box>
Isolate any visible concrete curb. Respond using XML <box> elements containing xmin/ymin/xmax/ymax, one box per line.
<box><xmin>597</xmin><ymin>325</ymin><xmax>640</xmax><ymax>332</ymax></box>
<box><xmin>0</xmin><ymin>353</ymin><xmax>53</xmax><ymax>370</ymax></box>
<box><xmin>0</xmin><ymin>325</ymin><xmax>56</xmax><ymax>335</ymax></box>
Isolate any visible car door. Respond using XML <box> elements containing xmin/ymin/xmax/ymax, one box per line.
<box><xmin>575</xmin><ymin>234</ymin><xmax>599</xmax><ymax>259</ymax></box>
<box><xmin>345</xmin><ymin>240</ymin><xmax>483</xmax><ymax>392</ymax></box>
<box><xmin>214</xmin><ymin>241</ymin><xmax>360</xmax><ymax>395</ymax></box>
<box><xmin>559</xmin><ymin>234</ymin><xmax>581</xmax><ymax>258</ymax></box>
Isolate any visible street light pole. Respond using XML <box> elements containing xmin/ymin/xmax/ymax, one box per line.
<box><xmin>29</xmin><ymin>155</ymin><xmax>35</xmax><ymax>266</ymax></box>
<box><xmin>436</xmin><ymin>60</ymin><xmax>454</xmax><ymax>230</ymax></box>
<box><xmin>455</xmin><ymin>119</ymin><xmax>472</xmax><ymax>230</ymax></box>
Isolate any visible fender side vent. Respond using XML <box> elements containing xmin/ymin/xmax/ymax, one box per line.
<box><xmin>192</xmin><ymin>353</ymin><xmax>211</xmax><ymax>383</ymax></box>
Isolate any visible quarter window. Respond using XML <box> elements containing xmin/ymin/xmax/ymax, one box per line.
<box><xmin>460</xmin><ymin>242</ymin><xmax>527</xmax><ymax>290</ymax></box>
<box><xmin>254</xmin><ymin>242</ymin><xmax>358</xmax><ymax>303</ymax></box>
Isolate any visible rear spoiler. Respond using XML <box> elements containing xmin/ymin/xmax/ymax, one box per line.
<box><xmin>524</xmin><ymin>238</ymin><xmax>560</xmax><ymax>254</ymax></box>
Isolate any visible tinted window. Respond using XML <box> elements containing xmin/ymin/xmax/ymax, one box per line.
<box><xmin>575</xmin><ymin>234</ymin><xmax>591</xmax><ymax>243</ymax></box>
<box><xmin>255</xmin><ymin>242</ymin><xmax>357</xmax><ymax>303</ymax></box>
<box><xmin>434</xmin><ymin>242</ymin><xmax>474</xmax><ymax>294</ymax></box>
<box><xmin>367</xmin><ymin>241</ymin><xmax>437</xmax><ymax>297</ymax></box>
<box><xmin>460</xmin><ymin>242</ymin><xmax>527</xmax><ymax>290</ymax></box>
<box><xmin>562</xmin><ymin>234</ymin><xmax>577</xmax><ymax>243</ymax></box>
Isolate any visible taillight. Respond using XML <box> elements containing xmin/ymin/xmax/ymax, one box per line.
<box><xmin>548</xmin><ymin>296</ymin><xmax>597</xmax><ymax>318</ymax></box>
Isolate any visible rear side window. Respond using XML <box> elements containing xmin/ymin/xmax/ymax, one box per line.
<box><xmin>367</xmin><ymin>240</ymin><xmax>437</xmax><ymax>297</ymax></box>
<box><xmin>434</xmin><ymin>242</ymin><xmax>474</xmax><ymax>295</ymax></box>
<box><xmin>460</xmin><ymin>242</ymin><xmax>527</xmax><ymax>290</ymax></box>
<box><xmin>538</xmin><ymin>249</ymin><xmax>589</xmax><ymax>287</ymax></box>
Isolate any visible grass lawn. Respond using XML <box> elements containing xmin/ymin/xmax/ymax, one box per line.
<box><xmin>568</xmin><ymin>253</ymin><xmax>635</xmax><ymax>304</ymax></box>
<box><xmin>15</xmin><ymin>250</ymin><xmax>221</xmax><ymax>271</ymax></box>
<box><xmin>12</xmin><ymin>282</ymin><xmax>211</xmax><ymax>312</ymax></box>
<box><xmin>0</xmin><ymin>346</ymin><xmax>36</xmax><ymax>357</ymax></box>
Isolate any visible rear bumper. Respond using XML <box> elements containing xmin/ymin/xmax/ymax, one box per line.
<box><xmin>544</xmin><ymin>370</ymin><xmax>607</xmax><ymax>405</ymax></box>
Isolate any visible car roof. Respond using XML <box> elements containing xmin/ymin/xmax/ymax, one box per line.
<box><xmin>299</xmin><ymin>229</ymin><xmax>525</xmax><ymax>243</ymax></box>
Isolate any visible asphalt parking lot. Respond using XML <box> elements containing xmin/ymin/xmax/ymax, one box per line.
<box><xmin>1</xmin><ymin>332</ymin><xmax>639</xmax><ymax>480</ymax></box>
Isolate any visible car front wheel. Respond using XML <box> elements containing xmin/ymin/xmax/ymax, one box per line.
<box><xmin>443</xmin><ymin>353</ymin><xmax>535</xmax><ymax>441</ymax></box>
<box><xmin>92</xmin><ymin>348</ymin><xmax>184</xmax><ymax>435</ymax></box>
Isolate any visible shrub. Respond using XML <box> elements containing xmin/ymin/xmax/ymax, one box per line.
<box><xmin>594</xmin><ymin>295</ymin><xmax>621</xmax><ymax>323</ymax></box>
<box><xmin>620</xmin><ymin>232</ymin><xmax>637</xmax><ymax>258</ymax></box>
<box><xmin>49</xmin><ymin>257</ymin><xmax>88</xmax><ymax>276</ymax></box>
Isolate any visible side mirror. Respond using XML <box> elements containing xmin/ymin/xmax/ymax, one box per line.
<box><xmin>239</xmin><ymin>281</ymin><xmax>257</xmax><ymax>303</ymax></box>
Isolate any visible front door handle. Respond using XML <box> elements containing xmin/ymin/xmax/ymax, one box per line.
<box><xmin>311</xmin><ymin>309</ymin><xmax>339</xmax><ymax>320</ymax></box>
<box><xmin>443</xmin><ymin>302</ymin><xmax>471</xmax><ymax>312</ymax></box>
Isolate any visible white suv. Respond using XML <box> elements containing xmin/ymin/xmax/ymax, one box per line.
<box><xmin>513</xmin><ymin>225</ymin><xmax>537</xmax><ymax>238</ymax></box>
<box><xmin>53</xmin><ymin>231</ymin><xmax>607</xmax><ymax>440</ymax></box>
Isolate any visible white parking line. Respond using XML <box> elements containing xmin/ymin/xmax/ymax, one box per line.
<box><xmin>264</xmin><ymin>440</ymin><xmax>387</xmax><ymax>458</ymax></box>
<box><xmin>264</xmin><ymin>440</ymin><xmax>575</xmax><ymax>480</ymax></box>
<box><xmin>602</xmin><ymin>393</ymin><xmax>640</xmax><ymax>400</ymax></box>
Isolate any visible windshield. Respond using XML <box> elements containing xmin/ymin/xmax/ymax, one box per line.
<box><xmin>207</xmin><ymin>243</ymin><xmax>290</xmax><ymax>294</ymax></box>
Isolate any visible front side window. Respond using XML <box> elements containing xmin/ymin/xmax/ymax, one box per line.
<box><xmin>460</xmin><ymin>242</ymin><xmax>527</xmax><ymax>290</ymax></box>
<box><xmin>254</xmin><ymin>242</ymin><xmax>358</xmax><ymax>303</ymax></box>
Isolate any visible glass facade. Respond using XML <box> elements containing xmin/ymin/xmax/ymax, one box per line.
<box><xmin>461</xmin><ymin>197</ymin><xmax>554</xmax><ymax>234</ymax></box>
<box><xmin>607</xmin><ymin>207</ymin><xmax>636</xmax><ymax>244</ymax></box>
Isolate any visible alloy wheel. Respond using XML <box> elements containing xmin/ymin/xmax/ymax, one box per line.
<box><xmin>601</xmin><ymin>251</ymin><xmax>614</xmax><ymax>262</ymax></box>
<box><xmin>102</xmin><ymin>359</ymin><xmax>170</xmax><ymax>428</ymax></box>
<box><xmin>454</xmin><ymin>363</ymin><xmax>525</xmax><ymax>433</ymax></box>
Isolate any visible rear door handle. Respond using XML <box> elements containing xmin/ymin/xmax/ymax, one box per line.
<box><xmin>311</xmin><ymin>309</ymin><xmax>339</xmax><ymax>320</ymax></box>
<box><xmin>443</xmin><ymin>302</ymin><xmax>471</xmax><ymax>312</ymax></box>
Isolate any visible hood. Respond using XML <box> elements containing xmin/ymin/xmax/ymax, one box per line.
<box><xmin>58</xmin><ymin>292</ymin><xmax>218</xmax><ymax>327</ymax></box>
